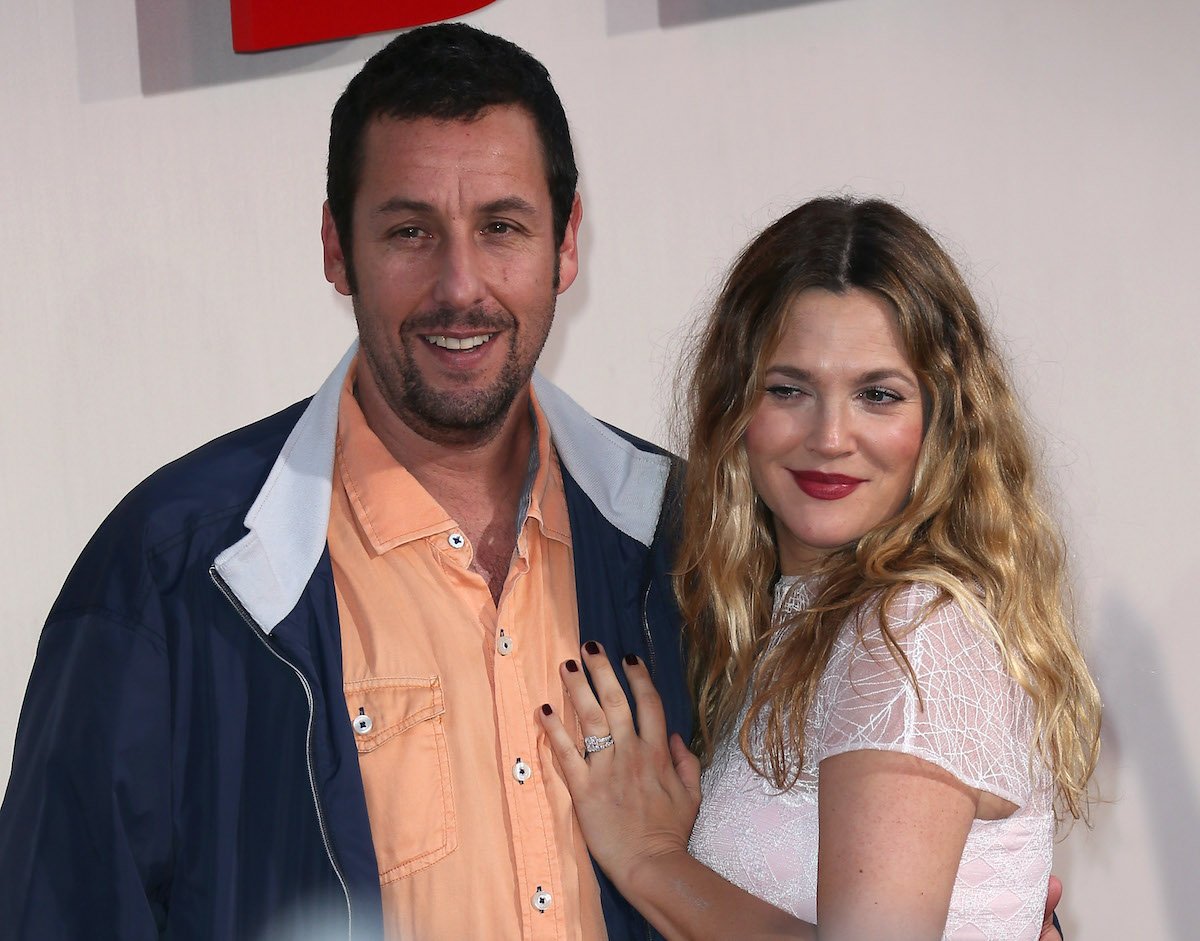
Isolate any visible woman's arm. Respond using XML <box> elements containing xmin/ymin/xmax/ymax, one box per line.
<box><xmin>816</xmin><ymin>749</ymin><xmax>978</xmax><ymax>940</ymax></box>
<box><xmin>611</xmin><ymin>847</ymin><xmax>815</xmax><ymax>941</ymax></box>
<box><xmin>538</xmin><ymin>642</ymin><xmax>815</xmax><ymax>940</ymax></box>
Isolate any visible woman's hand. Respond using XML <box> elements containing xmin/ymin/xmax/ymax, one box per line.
<box><xmin>1040</xmin><ymin>875</ymin><xmax>1063</xmax><ymax>941</ymax></box>
<box><xmin>538</xmin><ymin>641</ymin><xmax>702</xmax><ymax>886</ymax></box>
<box><xmin>540</xmin><ymin>642</ymin><xmax>812</xmax><ymax>940</ymax></box>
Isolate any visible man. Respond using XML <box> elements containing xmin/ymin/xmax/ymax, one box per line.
<box><xmin>0</xmin><ymin>23</ymin><xmax>688</xmax><ymax>940</ymax></box>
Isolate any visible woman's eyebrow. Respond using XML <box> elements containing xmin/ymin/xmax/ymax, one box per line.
<box><xmin>764</xmin><ymin>365</ymin><xmax>917</xmax><ymax>386</ymax></box>
<box><xmin>857</xmin><ymin>368</ymin><xmax>919</xmax><ymax>387</ymax></box>
<box><xmin>763</xmin><ymin>365</ymin><xmax>814</xmax><ymax>382</ymax></box>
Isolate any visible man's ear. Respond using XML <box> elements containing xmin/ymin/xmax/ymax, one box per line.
<box><xmin>555</xmin><ymin>193</ymin><xmax>583</xmax><ymax>296</ymax></box>
<box><xmin>321</xmin><ymin>201</ymin><xmax>353</xmax><ymax>297</ymax></box>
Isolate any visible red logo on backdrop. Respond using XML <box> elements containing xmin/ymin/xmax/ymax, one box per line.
<box><xmin>231</xmin><ymin>1</ymin><xmax>501</xmax><ymax>53</ymax></box>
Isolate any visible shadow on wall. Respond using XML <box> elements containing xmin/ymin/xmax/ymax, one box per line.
<box><xmin>131</xmin><ymin>0</ymin><xmax>392</xmax><ymax>95</ymax></box>
<box><xmin>1097</xmin><ymin>593</ymin><xmax>1200</xmax><ymax>938</ymax></box>
<box><xmin>606</xmin><ymin>0</ymin><xmax>835</xmax><ymax>34</ymax></box>
<box><xmin>75</xmin><ymin>0</ymin><xmax>398</xmax><ymax>100</ymax></box>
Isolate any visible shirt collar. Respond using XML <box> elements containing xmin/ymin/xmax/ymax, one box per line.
<box><xmin>335</xmin><ymin>355</ymin><xmax>570</xmax><ymax>553</ymax></box>
<box><xmin>524</xmin><ymin>388</ymin><xmax>571</xmax><ymax>547</ymax></box>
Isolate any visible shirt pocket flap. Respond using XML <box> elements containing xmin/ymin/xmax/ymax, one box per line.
<box><xmin>344</xmin><ymin>676</ymin><xmax>443</xmax><ymax>754</ymax></box>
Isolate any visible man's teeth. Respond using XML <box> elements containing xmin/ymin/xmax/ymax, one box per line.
<box><xmin>425</xmin><ymin>334</ymin><xmax>494</xmax><ymax>350</ymax></box>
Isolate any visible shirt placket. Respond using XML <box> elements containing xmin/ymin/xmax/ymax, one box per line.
<box><xmin>494</xmin><ymin>536</ymin><xmax>568</xmax><ymax>941</ymax></box>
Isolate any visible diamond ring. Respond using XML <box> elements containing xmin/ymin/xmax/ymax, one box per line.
<box><xmin>583</xmin><ymin>733</ymin><xmax>615</xmax><ymax>756</ymax></box>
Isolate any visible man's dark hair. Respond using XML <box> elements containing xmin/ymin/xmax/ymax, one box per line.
<box><xmin>327</xmin><ymin>23</ymin><xmax>578</xmax><ymax>289</ymax></box>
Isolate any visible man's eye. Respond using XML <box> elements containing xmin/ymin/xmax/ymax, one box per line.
<box><xmin>392</xmin><ymin>226</ymin><xmax>424</xmax><ymax>239</ymax></box>
<box><xmin>483</xmin><ymin>221</ymin><xmax>514</xmax><ymax>235</ymax></box>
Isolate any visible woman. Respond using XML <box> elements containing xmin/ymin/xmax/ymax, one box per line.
<box><xmin>538</xmin><ymin>197</ymin><xmax>1101</xmax><ymax>940</ymax></box>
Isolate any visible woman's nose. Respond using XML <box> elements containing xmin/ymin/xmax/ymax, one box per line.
<box><xmin>806</xmin><ymin>402</ymin><xmax>852</xmax><ymax>457</ymax></box>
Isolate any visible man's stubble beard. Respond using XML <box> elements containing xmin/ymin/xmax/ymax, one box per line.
<box><xmin>354</xmin><ymin>298</ymin><xmax>556</xmax><ymax>448</ymax></box>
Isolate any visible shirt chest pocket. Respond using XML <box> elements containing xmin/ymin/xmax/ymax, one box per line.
<box><xmin>345</xmin><ymin>676</ymin><xmax>457</xmax><ymax>884</ymax></box>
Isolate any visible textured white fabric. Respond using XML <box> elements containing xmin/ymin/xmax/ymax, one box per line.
<box><xmin>689</xmin><ymin>577</ymin><xmax>1054</xmax><ymax>940</ymax></box>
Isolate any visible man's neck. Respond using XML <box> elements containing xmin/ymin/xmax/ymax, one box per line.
<box><xmin>354</xmin><ymin>374</ymin><xmax>534</xmax><ymax>604</ymax></box>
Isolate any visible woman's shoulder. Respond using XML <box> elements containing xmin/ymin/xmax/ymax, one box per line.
<box><xmin>864</xmin><ymin>578</ymin><xmax>998</xmax><ymax>658</ymax></box>
<box><xmin>833</xmin><ymin>578</ymin><xmax>1017</xmax><ymax>720</ymax></box>
<box><xmin>818</xmin><ymin>579</ymin><xmax>1041</xmax><ymax>806</ymax></box>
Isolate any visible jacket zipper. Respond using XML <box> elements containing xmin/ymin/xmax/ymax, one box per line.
<box><xmin>640</xmin><ymin>581</ymin><xmax>659</xmax><ymax>680</ymax></box>
<box><xmin>209</xmin><ymin>566</ymin><xmax>353</xmax><ymax>940</ymax></box>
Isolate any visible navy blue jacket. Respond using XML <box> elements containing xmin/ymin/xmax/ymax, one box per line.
<box><xmin>0</xmin><ymin>347</ymin><xmax>690</xmax><ymax>940</ymax></box>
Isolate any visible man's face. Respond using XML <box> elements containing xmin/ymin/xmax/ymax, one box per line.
<box><xmin>322</xmin><ymin>105</ymin><xmax>581</xmax><ymax>445</ymax></box>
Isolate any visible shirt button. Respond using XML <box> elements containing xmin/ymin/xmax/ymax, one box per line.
<box><xmin>447</xmin><ymin>532</ymin><xmax>465</xmax><ymax>549</ymax></box>
<box><xmin>352</xmin><ymin>711</ymin><xmax>373</xmax><ymax>735</ymax></box>
<box><xmin>532</xmin><ymin>886</ymin><xmax>552</xmax><ymax>913</ymax></box>
<box><xmin>513</xmin><ymin>758</ymin><xmax>532</xmax><ymax>783</ymax></box>
<box><xmin>497</xmin><ymin>633</ymin><xmax>514</xmax><ymax>656</ymax></box>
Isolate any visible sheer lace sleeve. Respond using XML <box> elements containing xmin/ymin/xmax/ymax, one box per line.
<box><xmin>806</xmin><ymin>583</ymin><xmax>1037</xmax><ymax>807</ymax></box>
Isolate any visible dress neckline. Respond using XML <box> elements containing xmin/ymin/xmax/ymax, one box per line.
<box><xmin>772</xmin><ymin>574</ymin><xmax>819</xmax><ymax>619</ymax></box>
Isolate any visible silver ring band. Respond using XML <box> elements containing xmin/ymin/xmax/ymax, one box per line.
<box><xmin>583</xmin><ymin>733</ymin><xmax>615</xmax><ymax>755</ymax></box>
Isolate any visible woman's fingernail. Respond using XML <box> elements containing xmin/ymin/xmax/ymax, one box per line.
<box><xmin>541</xmin><ymin>703</ymin><xmax>553</xmax><ymax>716</ymax></box>
<box><xmin>565</xmin><ymin>659</ymin><xmax>579</xmax><ymax>673</ymax></box>
<box><xmin>624</xmin><ymin>653</ymin><xmax>639</xmax><ymax>666</ymax></box>
<box><xmin>584</xmin><ymin>641</ymin><xmax>600</xmax><ymax>655</ymax></box>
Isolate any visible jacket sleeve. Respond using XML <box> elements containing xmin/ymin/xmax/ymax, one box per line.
<box><xmin>0</xmin><ymin>610</ymin><xmax>173</xmax><ymax>939</ymax></box>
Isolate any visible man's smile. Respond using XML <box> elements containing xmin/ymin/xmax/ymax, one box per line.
<box><xmin>423</xmin><ymin>333</ymin><xmax>496</xmax><ymax>350</ymax></box>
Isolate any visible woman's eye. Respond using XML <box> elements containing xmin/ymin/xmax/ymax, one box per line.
<box><xmin>860</xmin><ymin>387</ymin><xmax>902</xmax><ymax>404</ymax></box>
<box><xmin>766</xmin><ymin>385</ymin><xmax>804</xmax><ymax>399</ymax></box>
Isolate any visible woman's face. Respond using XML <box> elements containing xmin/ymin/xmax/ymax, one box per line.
<box><xmin>744</xmin><ymin>287</ymin><xmax>925</xmax><ymax>574</ymax></box>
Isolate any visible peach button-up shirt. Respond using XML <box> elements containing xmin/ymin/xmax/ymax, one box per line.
<box><xmin>327</xmin><ymin>361</ymin><xmax>605</xmax><ymax>941</ymax></box>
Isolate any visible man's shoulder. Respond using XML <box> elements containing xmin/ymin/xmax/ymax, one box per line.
<box><xmin>533</xmin><ymin>372</ymin><xmax>682</xmax><ymax>549</ymax></box>
<box><xmin>597</xmin><ymin>420</ymin><xmax>679</xmax><ymax>462</ymax></box>
<box><xmin>532</xmin><ymin>372</ymin><xmax>678</xmax><ymax>459</ymax></box>
<box><xmin>120</xmin><ymin>399</ymin><xmax>310</xmax><ymax>532</ymax></box>
<box><xmin>58</xmin><ymin>400</ymin><xmax>311</xmax><ymax>598</ymax></box>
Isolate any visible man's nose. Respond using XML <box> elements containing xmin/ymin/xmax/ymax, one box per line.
<box><xmin>431</xmin><ymin>234</ymin><xmax>486</xmax><ymax>309</ymax></box>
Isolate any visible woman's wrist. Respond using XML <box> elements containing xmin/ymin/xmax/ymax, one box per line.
<box><xmin>616</xmin><ymin>844</ymin><xmax>699</xmax><ymax>908</ymax></box>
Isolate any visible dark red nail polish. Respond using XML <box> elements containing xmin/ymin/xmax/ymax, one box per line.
<box><xmin>584</xmin><ymin>641</ymin><xmax>600</xmax><ymax>655</ymax></box>
<box><xmin>541</xmin><ymin>703</ymin><xmax>553</xmax><ymax>716</ymax></box>
<box><xmin>565</xmin><ymin>659</ymin><xmax>579</xmax><ymax>673</ymax></box>
<box><xmin>624</xmin><ymin>653</ymin><xmax>639</xmax><ymax>666</ymax></box>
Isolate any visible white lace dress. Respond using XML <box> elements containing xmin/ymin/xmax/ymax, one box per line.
<box><xmin>689</xmin><ymin>577</ymin><xmax>1054</xmax><ymax>940</ymax></box>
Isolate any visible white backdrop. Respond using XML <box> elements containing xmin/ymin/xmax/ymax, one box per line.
<box><xmin>2</xmin><ymin>0</ymin><xmax>1197</xmax><ymax>936</ymax></box>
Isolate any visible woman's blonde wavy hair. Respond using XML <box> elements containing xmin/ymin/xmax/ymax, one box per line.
<box><xmin>675</xmin><ymin>197</ymin><xmax>1100</xmax><ymax>821</ymax></box>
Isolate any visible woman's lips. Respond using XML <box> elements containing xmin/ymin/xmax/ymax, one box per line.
<box><xmin>790</xmin><ymin>470</ymin><xmax>865</xmax><ymax>500</ymax></box>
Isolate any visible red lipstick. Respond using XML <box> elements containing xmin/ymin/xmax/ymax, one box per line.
<box><xmin>791</xmin><ymin>470</ymin><xmax>865</xmax><ymax>501</ymax></box>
